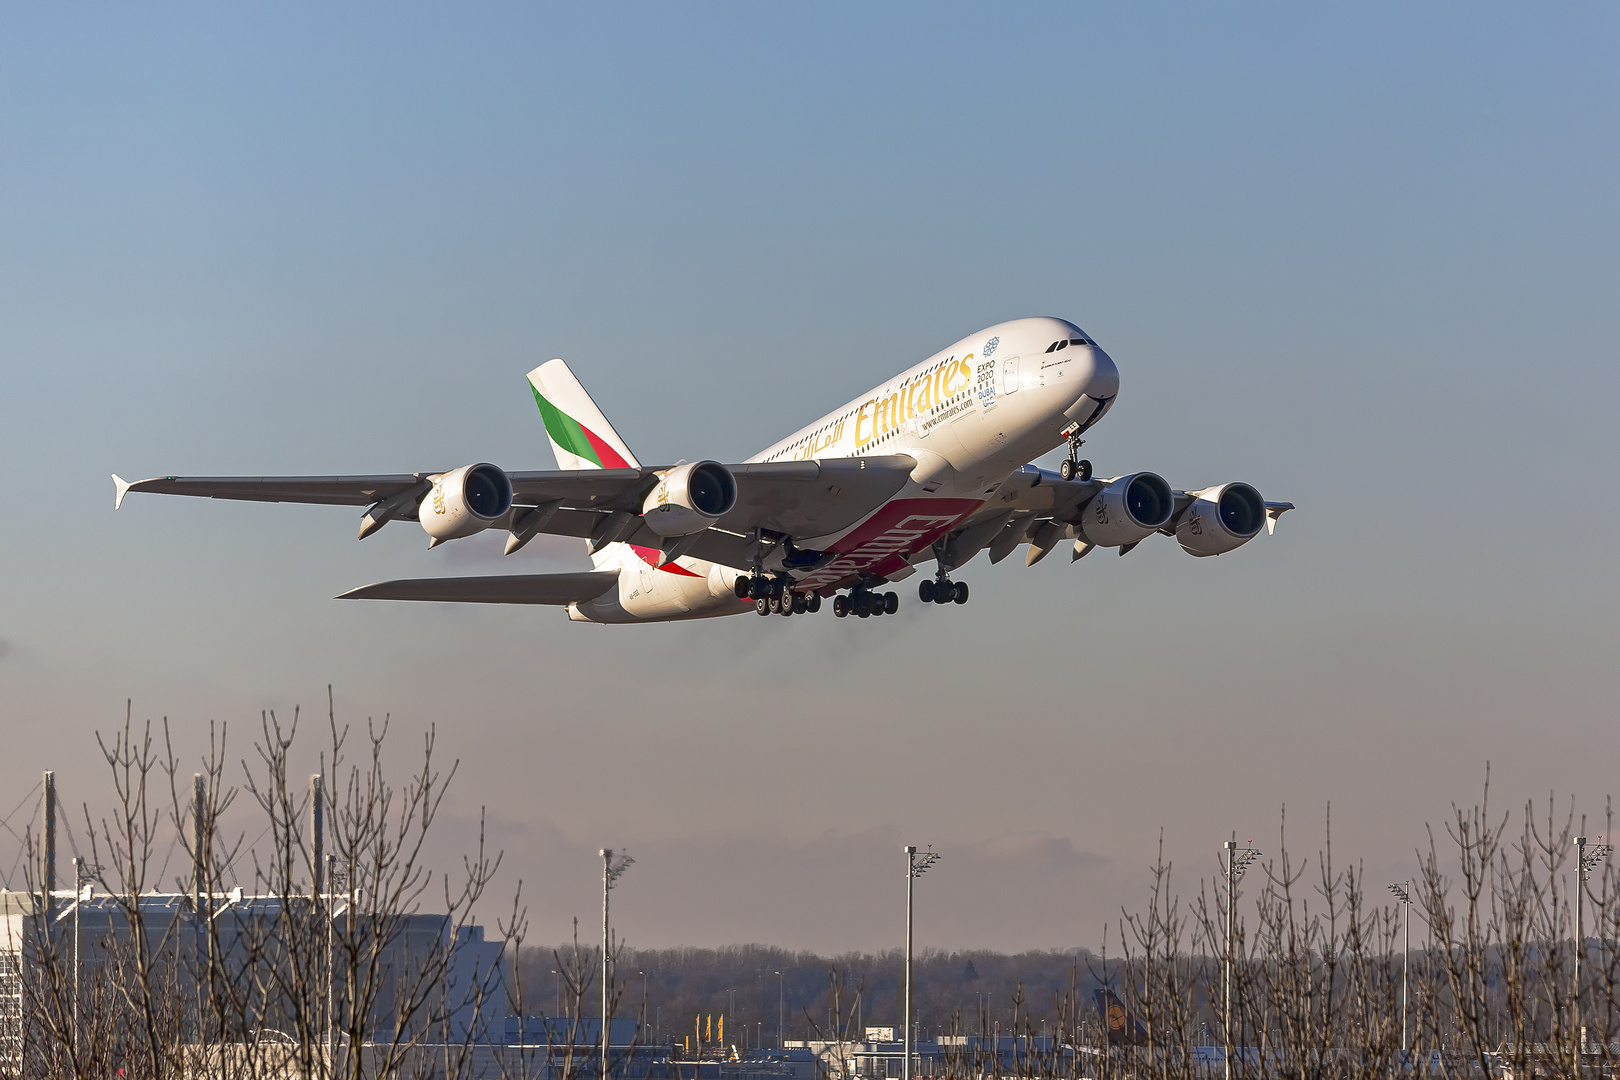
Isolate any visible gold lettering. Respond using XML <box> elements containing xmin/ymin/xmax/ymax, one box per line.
<box><xmin>855</xmin><ymin>401</ymin><xmax>874</xmax><ymax>447</ymax></box>
<box><xmin>875</xmin><ymin>392</ymin><xmax>899</xmax><ymax>435</ymax></box>
<box><xmin>915</xmin><ymin>371</ymin><xmax>934</xmax><ymax>413</ymax></box>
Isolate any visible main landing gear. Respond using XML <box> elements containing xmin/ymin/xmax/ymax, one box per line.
<box><xmin>832</xmin><ymin>587</ymin><xmax>898</xmax><ymax>619</ymax></box>
<box><xmin>734</xmin><ymin>574</ymin><xmax>822</xmax><ymax>617</ymax></box>
<box><xmin>1059</xmin><ymin>429</ymin><xmax>1092</xmax><ymax>483</ymax></box>
<box><xmin>918</xmin><ymin>577</ymin><xmax>969</xmax><ymax>605</ymax></box>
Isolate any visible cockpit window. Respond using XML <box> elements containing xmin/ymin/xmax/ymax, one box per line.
<box><xmin>1069</xmin><ymin>337</ymin><xmax>1088</xmax><ymax>346</ymax></box>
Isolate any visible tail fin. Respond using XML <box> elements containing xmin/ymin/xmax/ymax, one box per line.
<box><xmin>1095</xmin><ymin>987</ymin><xmax>1148</xmax><ymax>1047</ymax></box>
<box><xmin>526</xmin><ymin>359</ymin><xmax>641</xmax><ymax>471</ymax></box>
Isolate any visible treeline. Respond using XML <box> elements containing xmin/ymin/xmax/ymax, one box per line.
<box><xmin>512</xmin><ymin>944</ymin><xmax>1106</xmax><ymax>1044</ymax></box>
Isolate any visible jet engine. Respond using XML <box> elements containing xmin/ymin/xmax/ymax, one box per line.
<box><xmin>419</xmin><ymin>463</ymin><xmax>513</xmax><ymax>543</ymax></box>
<box><xmin>1175</xmin><ymin>482</ymin><xmax>1265</xmax><ymax>557</ymax></box>
<box><xmin>642</xmin><ymin>460</ymin><xmax>737</xmax><ymax>538</ymax></box>
<box><xmin>1077</xmin><ymin>472</ymin><xmax>1174</xmax><ymax>547</ymax></box>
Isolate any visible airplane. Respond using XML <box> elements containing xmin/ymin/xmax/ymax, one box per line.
<box><xmin>113</xmin><ymin>316</ymin><xmax>1293</xmax><ymax>624</ymax></box>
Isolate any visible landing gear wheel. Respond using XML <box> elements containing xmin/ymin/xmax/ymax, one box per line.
<box><xmin>734</xmin><ymin>575</ymin><xmax>751</xmax><ymax>600</ymax></box>
<box><xmin>884</xmin><ymin>591</ymin><xmax>899</xmax><ymax>615</ymax></box>
<box><xmin>1060</xmin><ymin>458</ymin><xmax>1076</xmax><ymax>482</ymax></box>
<box><xmin>755</xmin><ymin>597</ymin><xmax>771</xmax><ymax>615</ymax></box>
<box><xmin>780</xmin><ymin>594</ymin><xmax>793</xmax><ymax>616</ymax></box>
<box><xmin>806</xmin><ymin>593</ymin><xmax>822</xmax><ymax>613</ymax></box>
<box><xmin>856</xmin><ymin>599</ymin><xmax>871</xmax><ymax>618</ymax></box>
<box><xmin>791</xmin><ymin>593</ymin><xmax>807</xmax><ymax>615</ymax></box>
<box><xmin>919</xmin><ymin>579</ymin><xmax>935</xmax><ymax>603</ymax></box>
<box><xmin>1076</xmin><ymin>458</ymin><xmax>1092</xmax><ymax>481</ymax></box>
<box><xmin>953</xmin><ymin>581</ymin><xmax>969</xmax><ymax>604</ymax></box>
<box><xmin>768</xmin><ymin>594</ymin><xmax>782</xmax><ymax>614</ymax></box>
<box><xmin>749</xmin><ymin>576</ymin><xmax>768</xmax><ymax>600</ymax></box>
<box><xmin>833</xmin><ymin>595</ymin><xmax>850</xmax><ymax>618</ymax></box>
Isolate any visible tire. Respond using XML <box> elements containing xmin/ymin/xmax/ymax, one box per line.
<box><xmin>806</xmin><ymin>593</ymin><xmax>822</xmax><ymax>613</ymax></box>
<box><xmin>780</xmin><ymin>595</ymin><xmax>793</xmax><ymax>616</ymax></box>
<box><xmin>755</xmin><ymin>597</ymin><xmax>770</xmax><ymax>616</ymax></box>
<box><xmin>734</xmin><ymin>575</ymin><xmax>751</xmax><ymax>600</ymax></box>
<box><xmin>953</xmin><ymin>581</ymin><xmax>969</xmax><ymax>605</ymax></box>
<box><xmin>768</xmin><ymin>594</ymin><xmax>781</xmax><ymax>614</ymax></box>
<box><xmin>770</xmin><ymin>577</ymin><xmax>785</xmax><ymax>598</ymax></box>
<box><xmin>856</xmin><ymin>605</ymin><xmax>870</xmax><ymax>618</ymax></box>
<box><xmin>884</xmin><ymin>591</ymin><xmax>899</xmax><ymax>615</ymax></box>
<box><xmin>1077</xmin><ymin>459</ymin><xmax>1092</xmax><ymax>481</ymax></box>
<box><xmin>792</xmin><ymin>593</ymin><xmax>806</xmax><ymax>614</ymax></box>
<box><xmin>833</xmin><ymin>595</ymin><xmax>849</xmax><ymax>618</ymax></box>
<box><xmin>918</xmin><ymin>579</ymin><xmax>935</xmax><ymax>603</ymax></box>
<box><xmin>1060</xmin><ymin>458</ymin><xmax>1076</xmax><ymax>481</ymax></box>
<box><xmin>750</xmin><ymin>576</ymin><xmax>768</xmax><ymax>600</ymax></box>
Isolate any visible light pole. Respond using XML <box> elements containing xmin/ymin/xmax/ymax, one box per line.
<box><xmin>640</xmin><ymin>970</ymin><xmax>649</xmax><ymax>1039</ymax></box>
<box><xmin>1575</xmin><ymin>835</ymin><xmax>1610</xmax><ymax>1055</ymax></box>
<box><xmin>601</xmin><ymin>848</ymin><xmax>634</xmax><ymax>1080</ymax></box>
<box><xmin>775</xmin><ymin>971</ymin><xmax>785</xmax><ymax>1049</ymax></box>
<box><xmin>1388</xmin><ymin>883</ymin><xmax>1412</xmax><ymax>1055</ymax></box>
<box><xmin>72</xmin><ymin>856</ymin><xmax>84</xmax><ymax>1056</ymax></box>
<box><xmin>551</xmin><ymin>969</ymin><xmax>562</xmax><ymax>1018</ymax></box>
<box><xmin>1222</xmin><ymin>839</ymin><xmax>1261</xmax><ymax>1080</ymax></box>
<box><xmin>904</xmin><ymin>845</ymin><xmax>941</xmax><ymax>1080</ymax></box>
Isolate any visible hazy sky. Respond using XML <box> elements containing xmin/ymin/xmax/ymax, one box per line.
<box><xmin>2</xmin><ymin>4</ymin><xmax>1617</xmax><ymax>956</ymax></box>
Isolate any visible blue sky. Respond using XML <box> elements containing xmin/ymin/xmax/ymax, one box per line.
<box><xmin>2</xmin><ymin>4</ymin><xmax>1617</xmax><ymax>951</ymax></box>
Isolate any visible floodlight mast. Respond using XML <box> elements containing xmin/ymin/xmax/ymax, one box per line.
<box><xmin>1222</xmin><ymin>839</ymin><xmax>1260</xmax><ymax>1080</ymax></box>
<box><xmin>904</xmin><ymin>846</ymin><xmax>940</xmax><ymax>1080</ymax></box>
<box><xmin>1388</xmin><ymin>883</ymin><xmax>1412</xmax><ymax>1054</ymax></box>
<box><xmin>1575</xmin><ymin>835</ymin><xmax>1610</xmax><ymax>1055</ymax></box>
<box><xmin>602</xmin><ymin>848</ymin><xmax>635</xmax><ymax>1080</ymax></box>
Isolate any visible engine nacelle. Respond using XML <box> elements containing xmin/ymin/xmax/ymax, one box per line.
<box><xmin>419</xmin><ymin>463</ymin><xmax>513</xmax><ymax>543</ymax></box>
<box><xmin>1077</xmin><ymin>472</ymin><xmax>1174</xmax><ymax>547</ymax></box>
<box><xmin>642</xmin><ymin>460</ymin><xmax>737</xmax><ymax>538</ymax></box>
<box><xmin>1175</xmin><ymin>482</ymin><xmax>1265</xmax><ymax>557</ymax></box>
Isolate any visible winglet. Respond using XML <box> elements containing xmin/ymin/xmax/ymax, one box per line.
<box><xmin>1264</xmin><ymin>502</ymin><xmax>1295</xmax><ymax>536</ymax></box>
<box><xmin>112</xmin><ymin>474</ymin><xmax>133</xmax><ymax>510</ymax></box>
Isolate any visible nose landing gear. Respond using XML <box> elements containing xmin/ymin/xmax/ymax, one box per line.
<box><xmin>1058</xmin><ymin>426</ymin><xmax>1092</xmax><ymax>482</ymax></box>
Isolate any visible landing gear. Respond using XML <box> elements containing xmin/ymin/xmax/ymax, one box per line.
<box><xmin>921</xmin><ymin>575</ymin><xmax>970</xmax><ymax>605</ymax></box>
<box><xmin>1059</xmin><ymin>431</ymin><xmax>1092</xmax><ymax>482</ymax></box>
<box><xmin>743</xmin><ymin>574</ymin><xmax>824</xmax><ymax>617</ymax></box>
<box><xmin>834</xmin><ymin>587</ymin><xmax>896</xmax><ymax>620</ymax></box>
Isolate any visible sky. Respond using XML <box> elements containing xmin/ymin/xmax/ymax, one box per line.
<box><xmin>1</xmin><ymin>4</ymin><xmax>1617</xmax><ymax>957</ymax></box>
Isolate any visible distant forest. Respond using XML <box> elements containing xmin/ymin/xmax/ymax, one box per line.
<box><xmin>512</xmin><ymin>944</ymin><xmax>1107</xmax><ymax>1047</ymax></box>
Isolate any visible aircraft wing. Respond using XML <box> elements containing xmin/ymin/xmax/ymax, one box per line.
<box><xmin>114</xmin><ymin>455</ymin><xmax>916</xmax><ymax>555</ymax></box>
<box><xmin>337</xmin><ymin>571</ymin><xmax>619</xmax><ymax>604</ymax></box>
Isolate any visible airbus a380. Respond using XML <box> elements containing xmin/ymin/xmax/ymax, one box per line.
<box><xmin>114</xmin><ymin>317</ymin><xmax>1293</xmax><ymax>623</ymax></box>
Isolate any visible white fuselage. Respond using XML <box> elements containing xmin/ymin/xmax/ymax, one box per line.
<box><xmin>570</xmin><ymin>317</ymin><xmax>1120</xmax><ymax>623</ymax></box>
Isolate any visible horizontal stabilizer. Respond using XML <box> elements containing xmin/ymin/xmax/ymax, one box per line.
<box><xmin>337</xmin><ymin>570</ymin><xmax>619</xmax><ymax>605</ymax></box>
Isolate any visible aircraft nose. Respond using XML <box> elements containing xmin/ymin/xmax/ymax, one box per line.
<box><xmin>1060</xmin><ymin>343</ymin><xmax>1121</xmax><ymax>430</ymax></box>
<box><xmin>1081</xmin><ymin>344</ymin><xmax>1120</xmax><ymax>401</ymax></box>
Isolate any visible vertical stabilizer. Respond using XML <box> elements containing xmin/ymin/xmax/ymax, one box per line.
<box><xmin>526</xmin><ymin>359</ymin><xmax>641</xmax><ymax>471</ymax></box>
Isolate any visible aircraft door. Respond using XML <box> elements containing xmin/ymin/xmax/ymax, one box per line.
<box><xmin>1000</xmin><ymin>355</ymin><xmax>1020</xmax><ymax>395</ymax></box>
